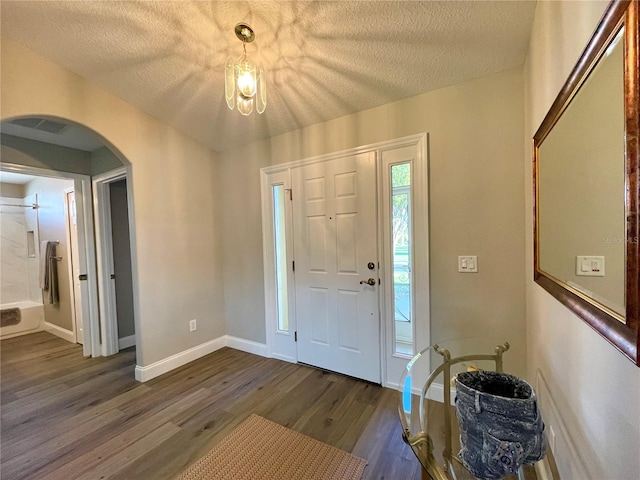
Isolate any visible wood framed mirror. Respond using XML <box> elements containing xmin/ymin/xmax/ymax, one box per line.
<box><xmin>533</xmin><ymin>0</ymin><xmax>639</xmax><ymax>365</ymax></box>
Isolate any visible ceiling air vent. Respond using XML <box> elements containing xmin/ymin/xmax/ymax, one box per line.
<box><xmin>9</xmin><ymin>117</ymin><xmax>70</xmax><ymax>135</ymax></box>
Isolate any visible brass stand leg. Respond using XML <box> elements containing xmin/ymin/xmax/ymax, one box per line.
<box><xmin>421</xmin><ymin>466</ymin><xmax>430</xmax><ymax>480</ymax></box>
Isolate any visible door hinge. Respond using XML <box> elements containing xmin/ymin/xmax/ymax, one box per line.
<box><xmin>294</xmin><ymin>331</ymin><xmax>297</xmax><ymax>342</ymax></box>
<box><xmin>79</xmin><ymin>274</ymin><xmax>88</xmax><ymax>281</ymax></box>
<box><xmin>292</xmin><ymin>260</ymin><xmax>295</xmax><ymax>272</ymax></box>
<box><xmin>286</xmin><ymin>188</ymin><xmax>292</xmax><ymax>201</ymax></box>
<box><xmin>110</xmin><ymin>274</ymin><xmax>116</xmax><ymax>280</ymax></box>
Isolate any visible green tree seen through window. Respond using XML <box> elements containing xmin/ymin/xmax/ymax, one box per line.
<box><xmin>391</xmin><ymin>163</ymin><xmax>410</xmax><ymax>248</ymax></box>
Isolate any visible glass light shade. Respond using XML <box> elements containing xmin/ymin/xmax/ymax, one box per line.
<box><xmin>256</xmin><ymin>65</ymin><xmax>267</xmax><ymax>114</ymax></box>
<box><xmin>236</xmin><ymin>60</ymin><xmax>257</xmax><ymax>98</ymax></box>
<box><xmin>224</xmin><ymin>52</ymin><xmax>266</xmax><ymax>114</ymax></box>
<box><xmin>237</xmin><ymin>96</ymin><xmax>254</xmax><ymax>116</ymax></box>
<box><xmin>225</xmin><ymin>56</ymin><xmax>235</xmax><ymax>110</ymax></box>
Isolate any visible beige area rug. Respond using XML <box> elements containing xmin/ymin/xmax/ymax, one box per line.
<box><xmin>176</xmin><ymin>414</ymin><xmax>368</xmax><ymax>480</ymax></box>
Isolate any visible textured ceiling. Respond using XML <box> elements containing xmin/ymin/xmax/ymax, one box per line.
<box><xmin>0</xmin><ymin>1</ymin><xmax>536</xmax><ymax>153</ymax></box>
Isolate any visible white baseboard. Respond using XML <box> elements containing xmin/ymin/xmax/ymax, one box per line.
<box><xmin>44</xmin><ymin>322</ymin><xmax>75</xmax><ymax>344</ymax></box>
<box><xmin>135</xmin><ymin>336</ymin><xmax>226</xmax><ymax>382</ymax></box>
<box><xmin>225</xmin><ymin>335</ymin><xmax>268</xmax><ymax>357</ymax></box>
<box><xmin>118</xmin><ymin>335</ymin><xmax>136</xmax><ymax>350</ymax></box>
<box><xmin>386</xmin><ymin>380</ymin><xmax>456</xmax><ymax>406</ymax></box>
<box><xmin>270</xmin><ymin>352</ymin><xmax>296</xmax><ymax>363</ymax></box>
<box><xmin>426</xmin><ymin>382</ymin><xmax>457</xmax><ymax>405</ymax></box>
<box><xmin>385</xmin><ymin>380</ymin><xmax>401</xmax><ymax>391</ymax></box>
<box><xmin>133</xmin><ymin>335</ymin><xmax>271</xmax><ymax>383</ymax></box>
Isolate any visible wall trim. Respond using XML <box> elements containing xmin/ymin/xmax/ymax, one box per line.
<box><xmin>134</xmin><ymin>335</ymin><xmax>269</xmax><ymax>382</ymax></box>
<box><xmin>385</xmin><ymin>380</ymin><xmax>401</xmax><ymax>391</ymax></box>
<box><xmin>260</xmin><ymin>133</ymin><xmax>428</xmax><ymax>175</ymax></box>
<box><xmin>135</xmin><ymin>336</ymin><xmax>226</xmax><ymax>382</ymax></box>
<box><xmin>270</xmin><ymin>352</ymin><xmax>297</xmax><ymax>363</ymax></box>
<box><xmin>385</xmin><ymin>380</ymin><xmax>456</xmax><ymax>406</ymax></box>
<box><xmin>535</xmin><ymin>371</ymin><xmax>589</xmax><ymax>479</ymax></box>
<box><xmin>44</xmin><ymin>321</ymin><xmax>75</xmax><ymax>344</ymax></box>
<box><xmin>225</xmin><ymin>335</ymin><xmax>268</xmax><ymax>357</ymax></box>
<box><xmin>425</xmin><ymin>382</ymin><xmax>457</xmax><ymax>406</ymax></box>
<box><xmin>118</xmin><ymin>335</ymin><xmax>136</xmax><ymax>350</ymax></box>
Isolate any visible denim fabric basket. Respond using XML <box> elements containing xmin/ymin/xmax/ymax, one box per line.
<box><xmin>455</xmin><ymin>371</ymin><xmax>546</xmax><ymax>479</ymax></box>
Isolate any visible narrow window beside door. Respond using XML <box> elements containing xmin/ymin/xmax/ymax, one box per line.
<box><xmin>273</xmin><ymin>185</ymin><xmax>289</xmax><ymax>332</ymax></box>
<box><xmin>391</xmin><ymin>163</ymin><xmax>413</xmax><ymax>355</ymax></box>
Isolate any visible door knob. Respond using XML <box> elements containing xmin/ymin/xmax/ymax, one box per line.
<box><xmin>360</xmin><ymin>278</ymin><xmax>376</xmax><ymax>286</ymax></box>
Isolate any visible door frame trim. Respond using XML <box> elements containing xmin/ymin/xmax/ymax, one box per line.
<box><xmin>92</xmin><ymin>166</ymin><xmax>130</xmax><ymax>356</ymax></box>
<box><xmin>260</xmin><ymin>133</ymin><xmax>429</xmax><ymax>387</ymax></box>
<box><xmin>0</xmin><ymin>162</ymin><xmax>99</xmax><ymax>357</ymax></box>
<box><xmin>63</xmin><ymin>187</ymin><xmax>78</xmax><ymax>345</ymax></box>
<box><xmin>260</xmin><ymin>170</ymin><xmax>297</xmax><ymax>363</ymax></box>
<box><xmin>377</xmin><ymin>135</ymin><xmax>431</xmax><ymax>389</ymax></box>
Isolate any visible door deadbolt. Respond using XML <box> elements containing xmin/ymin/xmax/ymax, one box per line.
<box><xmin>367</xmin><ymin>262</ymin><xmax>375</xmax><ymax>270</ymax></box>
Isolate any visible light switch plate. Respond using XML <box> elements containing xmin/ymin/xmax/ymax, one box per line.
<box><xmin>458</xmin><ymin>256</ymin><xmax>478</xmax><ymax>273</ymax></box>
<box><xmin>575</xmin><ymin>256</ymin><xmax>605</xmax><ymax>276</ymax></box>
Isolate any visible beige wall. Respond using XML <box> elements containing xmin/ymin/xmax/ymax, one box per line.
<box><xmin>91</xmin><ymin>146</ymin><xmax>124</xmax><ymax>176</ymax></box>
<box><xmin>218</xmin><ymin>66</ymin><xmax>527</xmax><ymax>376</ymax></box>
<box><xmin>525</xmin><ymin>1</ymin><xmax>640</xmax><ymax>478</ymax></box>
<box><xmin>1</xmin><ymin>133</ymin><xmax>92</xmax><ymax>175</ymax></box>
<box><xmin>1</xmin><ymin>135</ymin><xmax>124</xmax><ymax>176</ymax></box>
<box><xmin>1</xmin><ymin>36</ymin><xmax>225</xmax><ymax>366</ymax></box>
<box><xmin>24</xmin><ymin>176</ymin><xmax>74</xmax><ymax>330</ymax></box>
<box><xmin>0</xmin><ymin>182</ymin><xmax>24</xmax><ymax>198</ymax></box>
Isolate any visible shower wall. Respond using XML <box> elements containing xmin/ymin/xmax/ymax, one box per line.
<box><xmin>24</xmin><ymin>177</ymin><xmax>74</xmax><ymax>331</ymax></box>
<box><xmin>0</xmin><ymin>190</ymin><xmax>40</xmax><ymax>304</ymax></box>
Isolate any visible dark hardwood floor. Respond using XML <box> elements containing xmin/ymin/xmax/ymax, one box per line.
<box><xmin>1</xmin><ymin>332</ymin><xmax>423</xmax><ymax>480</ymax></box>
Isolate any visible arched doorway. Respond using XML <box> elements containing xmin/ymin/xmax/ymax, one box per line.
<box><xmin>1</xmin><ymin>115</ymin><xmax>139</xmax><ymax>363</ymax></box>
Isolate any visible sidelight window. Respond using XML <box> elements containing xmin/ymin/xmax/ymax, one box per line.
<box><xmin>391</xmin><ymin>163</ymin><xmax>413</xmax><ymax>355</ymax></box>
<box><xmin>273</xmin><ymin>184</ymin><xmax>289</xmax><ymax>332</ymax></box>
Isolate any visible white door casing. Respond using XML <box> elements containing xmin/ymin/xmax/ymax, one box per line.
<box><xmin>260</xmin><ymin>133</ymin><xmax>429</xmax><ymax>388</ymax></box>
<box><xmin>292</xmin><ymin>151</ymin><xmax>381</xmax><ymax>383</ymax></box>
<box><xmin>65</xmin><ymin>189</ymin><xmax>83</xmax><ymax>344</ymax></box>
<box><xmin>261</xmin><ymin>169</ymin><xmax>297</xmax><ymax>362</ymax></box>
<box><xmin>93</xmin><ymin>167</ymin><xmax>127</xmax><ymax>356</ymax></box>
<box><xmin>379</xmin><ymin>141</ymin><xmax>430</xmax><ymax>388</ymax></box>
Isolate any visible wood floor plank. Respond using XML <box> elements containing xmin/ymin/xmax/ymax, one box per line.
<box><xmin>1</xmin><ymin>332</ymin><xmax>425</xmax><ymax>480</ymax></box>
<box><xmin>104</xmin><ymin>411</ymin><xmax>238</xmax><ymax>480</ymax></box>
<box><xmin>1</xmin><ymin>408</ymin><xmax>127</xmax><ymax>480</ymax></box>
<box><xmin>1</xmin><ymin>383</ymin><xmax>151</xmax><ymax>459</ymax></box>
<box><xmin>38</xmin><ymin>388</ymin><xmax>212</xmax><ymax>480</ymax></box>
<box><xmin>73</xmin><ymin>422</ymin><xmax>181</xmax><ymax>480</ymax></box>
<box><xmin>1</xmin><ymin>363</ymin><xmax>136</xmax><ymax>428</ymax></box>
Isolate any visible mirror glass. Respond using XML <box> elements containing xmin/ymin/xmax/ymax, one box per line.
<box><xmin>534</xmin><ymin>0</ymin><xmax>639</xmax><ymax>366</ymax></box>
<box><xmin>537</xmin><ymin>27</ymin><xmax>626</xmax><ymax>320</ymax></box>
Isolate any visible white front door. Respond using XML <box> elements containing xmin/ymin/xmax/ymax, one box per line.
<box><xmin>292</xmin><ymin>152</ymin><xmax>380</xmax><ymax>383</ymax></box>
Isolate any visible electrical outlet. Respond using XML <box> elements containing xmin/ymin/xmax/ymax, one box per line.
<box><xmin>189</xmin><ymin>319</ymin><xmax>197</xmax><ymax>332</ymax></box>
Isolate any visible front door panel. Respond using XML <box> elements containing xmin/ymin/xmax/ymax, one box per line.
<box><xmin>292</xmin><ymin>152</ymin><xmax>380</xmax><ymax>383</ymax></box>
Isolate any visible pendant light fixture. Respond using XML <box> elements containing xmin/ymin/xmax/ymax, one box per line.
<box><xmin>225</xmin><ymin>23</ymin><xmax>266</xmax><ymax>116</ymax></box>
